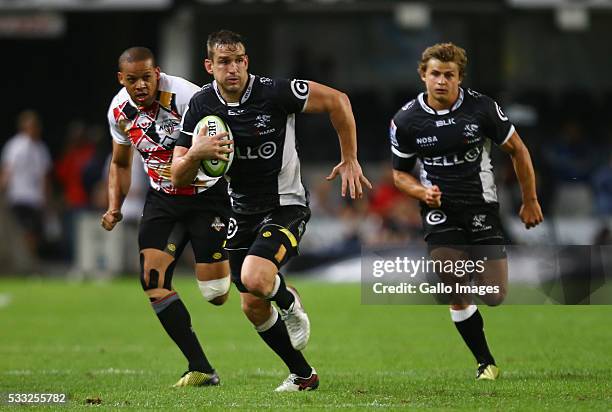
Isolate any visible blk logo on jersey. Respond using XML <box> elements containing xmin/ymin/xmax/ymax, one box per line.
<box><xmin>228</xmin><ymin>108</ymin><xmax>246</xmax><ymax>116</ymax></box>
<box><xmin>435</xmin><ymin>118</ymin><xmax>455</xmax><ymax>127</ymax></box>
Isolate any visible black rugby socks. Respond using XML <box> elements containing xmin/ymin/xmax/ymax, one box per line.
<box><xmin>152</xmin><ymin>293</ymin><xmax>214</xmax><ymax>373</ymax></box>
<box><xmin>256</xmin><ymin>308</ymin><xmax>312</xmax><ymax>377</ymax></box>
<box><xmin>267</xmin><ymin>273</ymin><xmax>296</xmax><ymax>310</ymax></box>
<box><xmin>451</xmin><ymin>305</ymin><xmax>496</xmax><ymax>365</ymax></box>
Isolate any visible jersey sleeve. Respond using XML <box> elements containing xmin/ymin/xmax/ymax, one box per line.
<box><xmin>174</xmin><ymin>78</ymin><xmax>201</xmax><ymax>116</ymax></box>
<box><xmin>390</xmin><ymin>117</ymin><xmax>417</xmax><ymax>172</ymax></box>
<box><xmin>176</xmin><ymin>96</ymin><xmax>201</xmax><ymax>148</ymax></box>
<box><xmin>481</xmin><ymin>96</ymin><xmax>515</xmax><ymax>145</ymax></box>
<box><xmin>106</xmin><ymin>98</ymin><xmax>131</xmax><ymax>146</ymax></box>
<box><xmin>272</xmin><ymin>78</ymin><xmax>310</xmax><ymax>114</ymax></box>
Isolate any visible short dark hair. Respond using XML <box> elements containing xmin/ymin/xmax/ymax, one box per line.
<box><xmin>206</xmin><ymin>30</ymin><xmax>245</xmax><ymax>59</ymax></box>
<box><xmin>418</xmin><ymin>43</ymin><xmax>468</xmax><ymax>79</ymax></box>
<box><xmin>118</xmin><ymin>47</ymin><xmax>156</xmax><ymax>71</ymax></box>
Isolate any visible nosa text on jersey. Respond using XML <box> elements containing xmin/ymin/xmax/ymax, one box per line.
<box><xmin>422</xmin><ymin>147</ymin><xmax>481</xmax><ymax>166</ymax></box>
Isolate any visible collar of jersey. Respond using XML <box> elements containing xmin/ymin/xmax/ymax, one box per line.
<box><xmin>212</xmin><ymin>74</ymin><xmax>255</xmax><ymax>107</ymax></box>
<box><xmin>418</xmin><ymin>87</ymin><xmax>464</xmax><ymax>115</ymax></box>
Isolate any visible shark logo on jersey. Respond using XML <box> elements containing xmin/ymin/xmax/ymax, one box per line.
<box><xmin>463</xmin><ymin>124</ymin><xmax>480</xmax><ymax>142</ymax></box>
<box><xmin>255</xmin><ymin>115</ymin><xmax>272</xmax><ymax>129</ymax></box>
<box><xmin>472</xmin><ymin>214</ymin><xmax>492</xmax><ymax>232</ymax></box>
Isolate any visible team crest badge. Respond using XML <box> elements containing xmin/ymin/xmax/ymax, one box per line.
<box><xmin>472</xmin><ymin>214</ymin><xmax>487</xmax><ymax>228</ymax></box>
<box><xmin>160</xmin><ymin>118</ymin><xmax>180</xmax><ymax>135</ymax></box>
<box><xmin>211</xmin><ymin>217</ymin><xmax>226</xmax><ymax>232</ymax></box>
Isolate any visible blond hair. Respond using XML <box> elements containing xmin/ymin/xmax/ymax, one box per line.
<box><xmin>418</xmin><ymin>43</ymin><xmax>468</xmax><ymax>79</ymax></box>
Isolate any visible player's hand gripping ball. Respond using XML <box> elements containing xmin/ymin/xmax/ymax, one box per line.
<box><xmin>194</xmin><ymin>115</ymin><xmax>234</xmax><ymax>177</ymax></box>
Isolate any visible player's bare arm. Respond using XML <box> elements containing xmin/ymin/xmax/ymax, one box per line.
<box><xmin>102</xmin><ymin>141</ymin><xmax>132</xmax><ymax>231</ymax></box>
<box><xmin>303</xmin><ymin>81</ymin><xmax>372</xmax><ymax>199</ymax></box>
<box><xmin>170</xmin><ymin>125</ymin><xmax>232</xmax><ymax>187</ymax></box>
<box><xmin>500</xmin><ymin>131</ymin><xmax>543</xmax><ymax>229</ymax></box>
<box><xmin>392</xmin><ymin>169</ymin><xmax>441</xmax><ymax>208</ymax></box>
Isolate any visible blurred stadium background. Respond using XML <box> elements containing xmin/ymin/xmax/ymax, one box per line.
<box><xmin>0</xmin><ymin>0</ymin><xmax>611</xmax><ymax>277</ymax></box>
<box><xmin>1</xmin><ymin>1</ymin><xmax>611</xmax><ymax>409</ymax></box>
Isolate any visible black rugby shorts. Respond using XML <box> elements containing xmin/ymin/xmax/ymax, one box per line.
<box><xmin>225</xmin><ymin>205</ymin><xmax>311</xmax><ymax>292</ymax></box>
<box><xmin>139</xmin><ymin>184</ymin><xmax>230</xmax><ymax>263</ymax></box>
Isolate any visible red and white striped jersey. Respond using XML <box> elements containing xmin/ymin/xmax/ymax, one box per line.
<box><xmin>107</xmin><ymin>73</ymin><xmax>219</xmax><ymax>195</ymax></box>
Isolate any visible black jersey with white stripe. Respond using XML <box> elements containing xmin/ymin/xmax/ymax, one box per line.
<box><xmin>177</xmin><ymin>74</ymin><xmax>309</xmax><ymax>214</ymax></box>
<box><xmin>390</xmin><ymin>88</ymin><xmax>514</xmax><ymax>206</ymax></box>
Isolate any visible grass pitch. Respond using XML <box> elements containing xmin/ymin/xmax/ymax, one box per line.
<box><xmin>0</xmin><ymin>276</ymin><xmax>610</xmax><ymax>410</ymax></box>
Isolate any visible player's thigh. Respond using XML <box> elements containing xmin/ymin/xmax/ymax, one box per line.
<box><xmin>427</xmin><ymin>230</ymin><xmax>472</xmax><ymax>306</ymax></box>
<box><xmin>247</xmin><ymin>205</ymin><xmax>311</xmax><ymax>270</ymax></box>
<box><xmin>471</xmin><ymin>241</ymin><xmax>508</xmax><ymax>306</ymax></box>
<box><xmin>138</xmin><ymin>193</ymin><xmax>189</xmax><ymax>298</ymax></box>
<box><xmin>225</xmin><ymin>213</ymin><xmax>259</xmax><ymax>293</ymax></box>
<box><xmin>187</xmin><ymin>208</ymin><xmax>229</xmax><ymax>279</ymax></box>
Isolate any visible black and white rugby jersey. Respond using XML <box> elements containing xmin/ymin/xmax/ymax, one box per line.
<box><xmin>177</xmin><ymin>74</ymin><xmax>309</xmax><ymax>214</ymax></box>
<box><xmin>390</xmin><ymin>88</ymin><xmax>515</xmax><ymax>206</ymax></box>
<box><xmin>107</xmin><ymin>73</ymin><xmax>221</xmax><ymax>195</ymax></box>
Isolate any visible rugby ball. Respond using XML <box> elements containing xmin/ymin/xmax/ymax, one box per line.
<box><xmin>193</xmin><ymin>115</ymin><xmax>234</xmax><ymax>177</ymax></box>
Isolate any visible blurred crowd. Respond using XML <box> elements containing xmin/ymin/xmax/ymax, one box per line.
<box><xmin>0</xmin><ymin>110</ymin><xmax>147</xmax><ymax>271</ymax></box>
<box><xmin>1</xmin><ymin>101</ymin><xmax>610</xmax><ymax>272</ymax></box>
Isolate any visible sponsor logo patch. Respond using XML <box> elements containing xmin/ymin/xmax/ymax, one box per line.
<box><xmin>426</xmin><ymin>210</ymin><xmax>447</xmax><ymax>225</ymax></box>
<box><xmin>211</xmin><ymin>217</ymin><xmax>226</xmax><ymax>232</ymax></box>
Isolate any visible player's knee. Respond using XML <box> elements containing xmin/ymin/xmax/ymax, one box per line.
<box><xmin>241</xmin><ymin>270</ymin><xmax>273</xmax><ymax>297</ymax></box>
<box><xmin>241</xmin><ymin>256</ymin><xmax>277</xmax><ymax>297</ymax></box>
<box><xmin>485</xmin><ymin>286</ymin><xmax>507</xmax><ymax>307</ymax></box>
<box><xmin>197</xmin><ymin>276</ymin><xmax>231</xmax><ymax>305</ymax></box>
<box><xmin>139</xmin><ymin>252</ymin><xmax>174</xmax><ymax>296</ymax></box>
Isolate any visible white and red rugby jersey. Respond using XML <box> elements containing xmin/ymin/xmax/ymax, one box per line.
<box><xmin>107</xmin><ymin>73</ymin><xmax>219</xmax><ymax>195</ymax></box>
